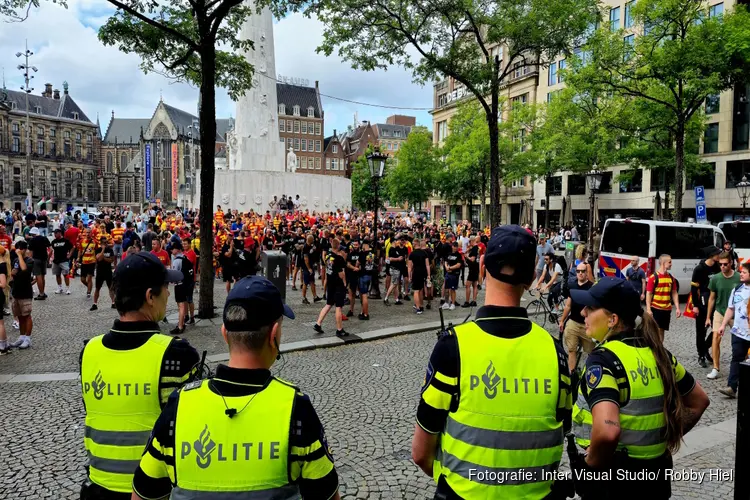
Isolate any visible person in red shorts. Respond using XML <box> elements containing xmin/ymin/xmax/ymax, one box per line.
<box><xmin>646</xmin><ymin>254</ymin><xmax>681</xmax><ymax>341</ymax></box>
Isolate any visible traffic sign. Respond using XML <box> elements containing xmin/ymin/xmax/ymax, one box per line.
<box><xmin>695</xmin><ymin>186</ymin><xmax>705</xmax><ymax>203</ymax></box>
<box><xmin>696</xmin><ymin>202</ymin><xmax>707</xmax><ymax>222</ymax></box>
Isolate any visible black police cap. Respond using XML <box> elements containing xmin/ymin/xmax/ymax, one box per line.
<box><xmin>223</xmin><ymin>276</ymin><xmax>295</xmax><ymax>332</ymax></box>
<box><xmin>484</xmin><ymin>225</ymin><xmax>536</xmax><ymax>285</ymax></box>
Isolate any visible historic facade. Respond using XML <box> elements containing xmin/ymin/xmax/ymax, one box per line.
<box><xmin>0</xmin><ymin>82</ymin><xmax>100</xmax><ymax>211</ymax></box>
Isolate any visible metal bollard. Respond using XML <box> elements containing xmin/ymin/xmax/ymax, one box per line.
<box><xmin>735</xmin><ymin>361</ymin><xmax>750</xmax><ymax>500</ymax></box>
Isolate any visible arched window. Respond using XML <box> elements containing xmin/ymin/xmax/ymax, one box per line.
<box><xmin>109</xmin><ymin>183</ymin><xmax>116</xmax><ymax>202</ymax></box>
<box><xmin>106</xmin><ymin>152</ymin><xmax>113</xmax><ymax>173</ymax></box>
<box><xmin>87</xmin><ymin>172</ymin><xmax>94</xmax><ymax>181</ymax></box>
<box><xmin>65</xmin><ymin>183</ymin><xmax>72</xmax><ymax>198</ymax></box>
<box><xmin>76</xmin><ymin>183</ymin><xmax>83</xmax><ymax>198</ymax></box>
<box><xmin>120</xmin><ymin>153</ymin><xmax>128</xmax><ymax>171</ymax></box>
<box><xmin>124</xmin><ymin>181</ymin><xmax>132</xmax><ymax>202</ymax></box>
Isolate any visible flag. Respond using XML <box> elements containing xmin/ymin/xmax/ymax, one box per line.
<box><xmin>683</xmin><ymin>294</ymin><xmax>697</xmax><ymax>319</ymax></box>
<box><xmin>37</xmin><ymin>197</ymin><xmax>47</xmax><ymax>207</ymax></box>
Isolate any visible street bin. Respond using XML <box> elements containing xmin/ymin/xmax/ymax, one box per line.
<box><xmin>261</xmin><ymin>250</ymin><xmax>288</xmax><ymax>302</ymax></box>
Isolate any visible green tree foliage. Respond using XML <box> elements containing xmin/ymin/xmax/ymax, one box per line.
<box><xmin>1</xmin><ymin>0</ymin><xmax>65</xmax><ymax>21</ymax></box>
<box><xmin>569</xmin><ymin>0</ymin><xmax>750</xmax><ymax>220</ymax></box>
<box><xmin>386</xmin><ymin>126</ymin><xmax>438</xmax><ymax>209</ymax></box>
<box><xmin>350</xmin><ymin>146</ymin><xmax>392</xmax><ymax>211</ymax></box>
<box><xmin>97</xmin><ymin>0</ymin><xmax>257</xmax><ymax>317</ymax></box>
<box><xmin>309</xmin><ymin>0</ymin><xmax>599</xmax><ymax>226</ymax></box>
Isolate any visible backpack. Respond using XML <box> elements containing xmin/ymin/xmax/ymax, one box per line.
<box><xmin>652</xmin><ymin>272</ymin><xmax>679</xmax><ymax>293</ymax></box>
<box><xmin>178</xmin><ymin>255</ymin><xmax>194</xmax><ymax>284</ymax></box>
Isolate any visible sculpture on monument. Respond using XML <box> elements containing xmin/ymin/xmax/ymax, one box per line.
<box><xmin>286</xmin><ymin>146</ymin><xmax>297</xmax><ymax>173</ymax></box>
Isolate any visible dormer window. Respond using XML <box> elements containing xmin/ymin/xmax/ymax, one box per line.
<box><xmin>278</xmin><ymin>104</ymin><xmax>285</xmax><ymax>114</ymax></box>
<box><xmin>307</xmin><ymin>107</ymin><xmax>314</xmax><ymax>117</ymax></box>
<box><xmin>72</xmin><ymin>112</ymin><xmax>79</xmax><ymax>120</ymax></box>
<box><xmin>35</xmin><ymin>106</ymin><xmax>42</xmax><ymax>114</ymax></box>
<box><xmin>293</xmin><ymin>105</ymin><xmax>300</xmax><ymax>116</ymax></box>
<box><xmin>10</xmin><ymin>102</ymin><xmax>17</xmax><ymax>110</ymax></box>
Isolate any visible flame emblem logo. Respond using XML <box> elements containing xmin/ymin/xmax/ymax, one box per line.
<box><xmin>194</xmin><ymin>424</ymin><xmax>216</xmax><ymax>469</ymax></box>
<box><xmin>482</xmin><ymin>361</ymin><xmax>501</xmax><ymax>399</ymax></box>
<box><xmin>636</xmin><ymin>358</ymin><xmax>650</xmax><ymax>386</ymax></box>
<box><xmin>92</xmin><ymin>370</ymin><xmax>106</xmax><ymax>400</ymax></box>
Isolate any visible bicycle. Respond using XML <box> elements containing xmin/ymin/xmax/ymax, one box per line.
<box><xmin>525</xmin><ymin>289</ymin><xmax>560</xmax><ymax>329</ymax></box>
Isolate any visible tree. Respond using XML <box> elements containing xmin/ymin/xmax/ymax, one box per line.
<box><xmin>386</xmin><ymin>126</ymin><xmax>438</xmax><ymax>209</ymax></box>
<box><xmin>1</xmin><ymin>0</ymin><xmax>65</xmax><ymax>21</ymax></box>
<box><xmin>350</xmin><ymin>146</ymin><xmax>392</xmax><ymax>211</ymax></box>
<box><xmin>311</xmin><ymin>0</ymin><xmax>599</xmax><ymax>227</ymax></box>
<box><xmin>98</xmin><ymin>0</ymin><xmax>256</xmax><ymax>318</ymax></box>
<box><xmin>569</xmin><ymin>0</ymin><xmax>750</xmax><ymax>220</ymax></box>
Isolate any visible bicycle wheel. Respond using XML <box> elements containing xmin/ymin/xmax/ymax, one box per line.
<box><xmin>526</xmin><ymin>300</ymin><xmax>546</xmax><ymax>328</ymax></box>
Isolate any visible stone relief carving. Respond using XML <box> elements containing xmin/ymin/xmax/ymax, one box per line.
<box><xmin>313</xmin><ymin>197</ymin><xmax>320</xmax><ymax>207</ymax></box>
<box><xmin>325</xmin><ymin>198</ymin><xmax>330</xmax><ymax>208</ymax></box>
<box><xmin>260</xmin><ymin>128</ymin><xmax>268</xmax><ymax>137</ymax></box>
<box><xmin>221</xmin><ymin>193</ymin><xmax>230</xmax><ymax>205</ymax></box>
<box><xmin>260</xmin><ymin>94</ymin><xmax>267</xmax><ymax>105</ymax></box>
<box><xmin>301</xmin><ymin>196</ymin><xmax>308</xmax><ymax>207</ymax></box>
<box><xmin>259</xmin><ymin>62</ymin><xmax>267</xmax><ymax>74</ymax></box>
<box><xmin>238</xmin><ymin>193</ymin><xmax>246</xmax><ymax>205</ymax></box>
<box><xmin>254</xmin><ymin>194</ymin><xmax>262</xmax><ymax>205</ymax></box>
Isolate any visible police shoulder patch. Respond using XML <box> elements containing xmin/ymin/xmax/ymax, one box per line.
<box><xmin>586</xmin><ymin>365</ymin><xmax>603</xmax><ymax>390</ymax></box>
<box><xmin>183</xmin><ymin>380</ymin><xmax>203</xmax><ymax>391</ymax></box>
<box><xmin>421</xmin><ymin>362</ymin><xmax>435</xmax><ymax>394</ymax></box>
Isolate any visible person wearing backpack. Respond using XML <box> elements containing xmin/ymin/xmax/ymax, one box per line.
<box><xmin>646</xmin><ymin>254</ymin><xmax>681</xmax><ymax>341</ymax></box>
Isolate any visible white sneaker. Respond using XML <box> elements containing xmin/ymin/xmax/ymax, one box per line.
<box><xmin>18</xmin><ymin>337</ymin><xmax>31</xmax><ymax>349</ymax></box>
<box><xmin>449</xmin><ymin>303</ymin><xmax>456</xmax><ymax>310</ymax></box>
<box><xmin>65</xmin><ymin>288</ymin><xmax>71</xmax><ymax>295</ymax></box>
<box><xmin>12</xmin><ymin>321</ymin><xmax>19</xmax><ymax>330</ymax></box>
<box><xmin>440</xmin><ymin>303</ymin><xmax>450</xmax><ymax>310</ymax></box>
<box><xmin>54</xmin><ymin>288</ymin><xmax>63</xmax><ymax>294</ymax></box>
<box><xmin>707</xmin><ymin>368</ymin><xmax>721</xmax><ymax>379</ymax></box>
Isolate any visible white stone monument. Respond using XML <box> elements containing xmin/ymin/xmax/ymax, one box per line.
<box><xmin>194</xmin><ymin>2</ymin><xmax>351</xmax><ymax>211</ymax></box>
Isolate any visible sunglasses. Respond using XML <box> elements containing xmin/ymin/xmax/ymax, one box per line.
<box><xmin>720</xmin><ymin>262</ymin><xmax>731</xmax><ymax>267</ymax></box>
<box><xmin>576</xmin><ymin>270</ymin><xmax>587</xmax><ymax>274</ymax></box>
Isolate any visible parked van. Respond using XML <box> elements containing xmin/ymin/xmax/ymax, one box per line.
<box><xmin>718</xmin><ymin>220</ymin><xmax>750</xmax><ymax>266</ymax></box>
<box><xmin>599</xmin><ymin>218</ymin><xmax>725</xmax><ymax>294</ymax></box>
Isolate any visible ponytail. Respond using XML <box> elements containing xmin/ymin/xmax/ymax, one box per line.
<box><xmin>635</xmin><ymin>312</ymin><xmax>685</xmax><ymax>453</ymax></box>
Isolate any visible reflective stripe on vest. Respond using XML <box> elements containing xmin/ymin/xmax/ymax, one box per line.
<box><xmin>174</xmin><ymin>379</ymin><xmax>299</xmax><ymax>496</ymax></box>
<box><xmin>435</xmin><ymin>321</ymin><xmax>564</xmax><ymax>498</ymax></box>
<box><xmin>81</xmin><ymin>333</ymin><xmax>172</xmax><ymax>493</ymax></box>
<box><xmin>572</xmin><ymin>340</ymin><xmax>668</xmax><ymax>459</ymax></box>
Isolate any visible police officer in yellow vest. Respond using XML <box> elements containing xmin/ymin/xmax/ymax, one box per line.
<box><xmin>131</xmin><ymin>275</ymin><xmax>340</xmax><ymax>500</ymax></box>
<box><xmin>412</xmin><ymin>225</ymin><xmax>572</xmax><ymax>499</ymax></box>
<box><xmin>80</xmin><ymin>251</ymin><xmax>200</xmax><ymax>500</ymax></box>
<box><xmin>569</xmin><ymin>277</ymin><xmax>710</xmax><ymax>499</ymax></box>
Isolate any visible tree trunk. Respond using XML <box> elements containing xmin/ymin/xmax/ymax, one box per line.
<box><xmin>674</xmin><ymin>121</ymin><xmax>685</xmax><ymax>221</ymax></box>
<box><xmin>488</xmin><ymin>116</ymin><xmax>500</xmax><ymax>227</ymax></box>
<box><xmin>545</xmin><ymin>173</ymin><xmax>551</xmax><ymax>230</ymax></box>
<box><xmin>197</xmin><ymin>43</ymin><xmax>217</xmax><ymax>319</ymax></box>
<box><xmin>480</xmin><ymin>163</ymin><xmax>486</xmax><ymax>227</ymax></box>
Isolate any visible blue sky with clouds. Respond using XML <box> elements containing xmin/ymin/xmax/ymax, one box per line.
<box><xmin>1</xmin><ymin>0</ymin><xmax>433</xmax><ymax>138</ymax></box>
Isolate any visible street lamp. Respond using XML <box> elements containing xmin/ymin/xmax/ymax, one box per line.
<box><xmin>367</xmin><ymin>147</ymin><xmax>387</xmax><ymax>297</ymax></box>
<box><xmin>17</xmin><ymin>40</ymin><xmax>37</xmax><ymax>205</ymax></box>
<box><xmin>586</xmin><ymin>164</ymin><xmax>603</xmax><ymax>250</ymax></box>
<box><xmin>736</xmin><ymin>174</ymin><xmax>750</xmax><ymax>218</ymax></box>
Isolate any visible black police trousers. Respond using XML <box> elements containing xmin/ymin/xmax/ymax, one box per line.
<box><xmin>80</xmin><ymin>481</ymin><xmax>130</xmax><ymax>500</ymax></box>
<box><xmin>579</xmin><ymin>452</ymin><xmax>673</xmax><ymax>500</ymax></box>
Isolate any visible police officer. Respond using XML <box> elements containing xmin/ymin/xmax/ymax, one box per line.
<box><xmin>80</xmin><ymin>252</ymin><xmax>200</xmax><ymax>500</ymax></box>
<box><xmin>131</xmin><ymin>275</ymin><xmax>340</xmax><ymax>500</ymax></box>
<box><xmin>412</xmin><ymin>225</ymin><xmax>572</xmax><ymax>499</ymax></box>
<box><xmin>569</xmin><ymin>277</ymin><xmax>710</xmax><ymax>499</ymax></box>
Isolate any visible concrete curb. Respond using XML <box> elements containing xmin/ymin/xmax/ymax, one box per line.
<box><xmin>1</xmin><ymin>320</ymin><xmax>444</xmax><ymax>383</ymax></box>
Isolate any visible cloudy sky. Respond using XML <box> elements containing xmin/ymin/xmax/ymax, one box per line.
<box><xmin>0</xmin><ymin>0</ymin><xmax>433</xmax><ymax>137</ymax></box>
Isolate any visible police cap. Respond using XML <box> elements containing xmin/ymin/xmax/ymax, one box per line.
<box><xmin>223</xmin><ymin>276</ymin><xmax>295</xmax><ymax>331</ymax></box>
<box><xmin>484</xmin><ymin>225</ymin><xmax>536</xmax><ymax>285</ymax></box>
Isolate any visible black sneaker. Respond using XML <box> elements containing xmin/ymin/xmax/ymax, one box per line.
<box><xmin>336</xmin><ymin>329</ymin><xmax>350</xmax><ymax>337</ymax></box>
<box><xmin>187</xmin><ymin>317</ymin><xmax>196</xmax><ymax>325</ymax></box>
<box><xmin>358</xmin><ymin>313</ymin><xmax>366</xmax><ymax>320</ymax></box>
<box><xmin>111</xmin><ymin>303</ymin><xmax>117</xmax><ymax>309</ymax></box>
<box><xmin>477</xmin><ymin>285</ymin><xmax>482</xmax><ymax>290</ymax></box>
<box><xmin>34</xmin><ymin>295</ymin><xmax>45</xmax><ymax>301</ymax></box>
<box><xmin>461</xmin><ymin>302</ymin><xmax>470</xmax><ymax>308</ymax></box>
<box><xmin>0</xmin><ymin>347</ymin><xmax>9</xmax><ymax>355</ymax></box>
<box><xmin>313</xmin><ymin>296</ymin><xmax>322</xmax><ymax>303</ymax></box>
<box><xmin>292</xmin><ymin>286</ymin><xmax>298</xmax><ymax>291</ymax></box>
<box><xmin>90</xmin><ymin>304</ymin><xmax>98</xmax><ymax>311</ymax></box>
<box><xmin>170</xmin><ymin>326</ymin><xmax>185</xmax><ymax>335</ymax></box>
<box><xmin>395</xmin><ymin>300</ymin><xmax>403</xmax><ymax>305</ymax></box>
<box><xmin>313</xmin><ymin>324</ymin><xmax>324</xmax><ymax>334</ymax></box>
<box><xmin>346</xmin><ymin>310</ymin><xmax>354</xmax><ymax>317</ymax></box>
<box><xmin>403</xmin><ymin>295</ymin><xmax>410</xmax><ymax>301</ymax></box>
<box><xmin>470</xmin><ymin>301</ymin><xmax>477</xmax><ymax>307</ymax></box>
<box><xmin>302</xmin><ymin>298</ymin><xmax>310</xmax><ymax>305</ymax></box>
<box><xmin>363</xmin><ymin>314</ymin><xmax>370</xmax><ymax>320</ymax></box>
<box><xmin>698</xmin><ymin>356</ymin><xmax>707</xmax><ymax>368</ymax></box>
<box><xmin>426</xmin><ymin>302</ymin><xmax>432</xmax><ymax>310</ymax></box>
<box><xmin>162</xmin><ymin>317</ymin><xmax>169</xmax><ymax>323</ymax></box>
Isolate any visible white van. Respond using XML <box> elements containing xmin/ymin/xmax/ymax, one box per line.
<box><xmin>718</xmin><ymin>221</ymin><xmax>750</xmax><ymax>266</ymax></box>
<box><xmin>599</xmin><ymin>218</ymin><xmax>725</xmax><ymax>294</ymax></box>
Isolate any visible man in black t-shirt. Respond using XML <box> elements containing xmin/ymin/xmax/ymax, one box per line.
<box><xmin>345</xmin><ymin>239</ymin><xmax>362</xmax><ymax>317</ymax></box>
<box><xmin>442</xmin><ymin>241</ymin><xmax>463</xmax><ymax>310</ymax></box>
<box><xmin>51</xmin><ymin>228</ymin><xmax>73</xmax><ymax>294</ymax></box>
<box><xmin>91</xmin><ymin>236</ymin><xmax>115</xmax><ymax>311</ymax></box>
<box><xmin>358</xmin><ymin>241</ymin><xmax>376</xmax><ymax>320</ymax></box>
<box><xmin>301</xmin><ymin>234</ymin><xmax>322</xmax><ymax>305</ymax></box>
<box><xmin>408</xmin><ymin>239</ymin><xmax>430</xmax><ymax>314</ymax></box>
<box><xmin>462</xmin><ymin>237</ymin><xmax>480</xmax><ymax>308</ymax></box>
<box><xmin>290</xmin><ymin>229</ymin><xmax>306</xmax><ymax>291</ymax></box>
<box><xmin>220</xmin><ymin>239</ymin><xmax>238</xmax><ymax>292</ymax></box>
<box><xmin>9</xmin><ymin>241</ymin><xmax>35</xmax><ymax>349</ymax></box>
<box><xmin>559</xmin><ymin>262</ymin><xmax>594</xmax><ymax>371</ymax></box>
<box><xmin>313</xmin><ymin>238</ymin><xmax>349</xmax><ymax>337</ymax></box>
<box><xmin>0</xmin><ymin>256</ymin><xmax>7</xmax><ymax>353</ymax></box>
<box><xmin>384</xmin><ymin>238</ymin><xmax>406</xmax><ymax>305</ymax></box>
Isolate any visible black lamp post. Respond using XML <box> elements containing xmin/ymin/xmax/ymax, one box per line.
<box><xmin>736</xmin><ymin>175</ymin><xmax>750</xmax><ymax>219</ymax></box>
<box><xmin>367</xmin><ymin>148</ymin><xmax>387</xmax><ymax>299</ymax></box>
<box><xmin>586</xmin><ymin>164</ymin><xmax>603</xmax><ymax>250</ymax></box>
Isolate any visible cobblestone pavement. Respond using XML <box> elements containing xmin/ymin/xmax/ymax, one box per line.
<box><xmin>0</xmin><ymin>318</ymin><xmax>739</xmax><ymax>499</ymax></box>
<box><xmin>0</xmin><ymin>276</ymin><xmax>481</xmax><ymax>375</ymax></box>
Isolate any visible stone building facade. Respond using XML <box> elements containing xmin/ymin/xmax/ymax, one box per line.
<box><xmin>277</xmin><ymin>82</ymin><xmax>329</xmax><ymax>174</ymax></box>
<box><xmin>0</xmin><ymin>82</ymin><xmax>100</xmax><ymax>211</ymax></box>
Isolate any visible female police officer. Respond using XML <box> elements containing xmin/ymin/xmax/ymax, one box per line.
<box><xmin>569</xmin><ymin>277</ymin><xmax>710</xmax><ymax>499</ymax></box>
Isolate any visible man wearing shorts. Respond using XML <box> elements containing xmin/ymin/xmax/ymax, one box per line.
<box><xmin>110</xmin><ymin>218</ymin><xmax>125</xmax><ymax>264</ymax></box>
<box><xmin>559</xmin><ymin>262</ymin><xmax>594</xmax><ymax>370</ymax></box>
<box><xmin>314</xmin><ymin>238</ymin><xmax>349</xmax><ymax>337</ymax></box>
<box><xmin>51</xmin><ymin>228</ymin><xmax>73</xmax><ymax>295</ymax></box>
<box><xmin>442</xmin><ymin>241</ymin><xmax>463</xmax><ymax>310</ymax></box>
<box><xmin>384</xmin><ymin>237</ymin><xmax>406</xmax><ymax>306</ymax></box>
<box><xmin>705</xmin><ymin>251</ymin><xmax>741</xmax><ymax>379</ymax></box>
<box><xmin>90</xmin><ymin>236</ymin><xmax>115</xmax><ymax>311</ymax></box>
<box><xmin>301</xmin><ymin>234</ymin><xmax>322</xmax><ymax>305</ymax></box>
<box><xmin>646</xmin><ymin>254</ymin><xmax>681</xmax><ymax>341</ymax></box>
<box><xmin>358</xmin><ymin>240</ymin><xmax>375</xmax><ymax>320</ymax></box>
<box><xmin>78</xmin><ymin>228</ymin><xmax>97</xmax><ymax>299</ymax></box>
<box><xmin>170</xmin><ymin>243</ymin><xmax>194</xmax><ymax>335</ymax></box>
<box><xmin>28</xmin><ymin>227</ymin><xmax>50</xmax><ymax>300</ymax></box>
<box><xmin>8</xmin><ymin>241</ymin><xmax>35</xmax><ymax>350</ymax></box>
<box><xmin>345</xmin><ymin>238</ymin><xmax>362</xmax><ymax>318</ymax></box>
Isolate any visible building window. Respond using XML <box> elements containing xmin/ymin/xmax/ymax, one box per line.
<box><xmin>568</xmin><ymin>174</ymin><xmax>587</xmax><ymax>195</ymax></box>
<box><xmin>651</xmin><ymin>168</ymin><xmax>675</xmax><ymax>191</ymax></box>
<box><xmin>49</xmin><ymin>142</ymin><xmax>56</xmax><ymax>156</ymax></box>
<box><xmin>512</xmin><ymin>94</ymin><xmax>529</xmax><ymax>109</ymax></box>
<box><xmin>293</xmin><ymin>121</ymin><xmax>300</xmax><ymax>133</ymax></box>
<box><xmin>302</xmin><ymin>122</ymin><xmax>307</xmax><ymax>134</ymax></box>
<box><xmin>308</xmin><ymin>157</ymin><xmax>314</xmax><ymax>169</ymax></box>
<box><xmin>87</xmin><ymin>134</ymin><xmax>92</xmax><ymax>143</ymax></box>
<box><xmin>326</xmin><ymin>159</ymin><xmax>331</xmax><ymax>170</ymax></box>
<box><xmin>704</xmin><ymin>123</ymin><xmax>719</xmax><ymax>154</ymax></box>
<box><xmin>709</xmin><ymin>3</ymin><xmax>723</xmax><ymax>18</ymax></box>
<box><xmin>64</xmin><ymin>131</ymin><xmax>70</xmax><ymax>139</ymax></box>
<box><xmin>706</xmin><ymin>94</ymin><xmax>720</xmax><ymax>114</ymax></box>
<box><xmin>279</xmin><ymin>119</ymin><xmax>285</xmax><ymax>132</ymax></box>
<box><xmin>302</xmin><ymin>139</ymin><xmax>307</xmax><ymax>151</ymax></box>
<box><xmin>37</xmin><ymin>126</ymin><xmax>44</xmax><ymax>136</ymax></box>
<box><xmin>307</xmin><ymin>107</ymin><xmax>314</xmax><ymax>117</ymax></box>
<box><xmin>280</xmin><ymin>137</ymin><xmax>285</xmax><ymax>144</ymax></box>
<box><xmin>315</xmin><ymin>123</ymin><xmax>321</xmax><ymax>135</ymax></box>
<box><xmin>287</xmin><ymin>138</ymin><xmax>293</xmax><ymax>150</ymax></box>
<box><xmin>558</xmin><ymin>60</ymin><xmax>566</xmax><ymax>84</ymax></box>
<box><xmin>34</xmin><ymin>106</ymin><xmax>42</xmax><ymax>114</ymax></box>
<box><xmin>727</xmin><ymin>160</ymin><xmax>750</xmax><ymax>187</ymax></box>
<box><xmin>76</xmin><ymin>132</ymin><xmax>82</xmax><ymax>142</ymax></box>
<box><xmin>37</xmin><ymin>140</ymin><xmax>44</xmax><ymax>155</ymax></box>
<box><xmin>12</xmin><ymin>137</ymin><xmax>20</xmax><ymax>152</ymax></box>
<box><xmin>686</xmin><ymin>162</ymin><xmax>716</xmax><ymax>190</ymax></box>
<box><xmin>294</xmin><ymin>138</ymin><xmax>300</xmax><ymax>151</ymax></box>
<box><xmin>548</xmin><ymin>63</ymin><xmax>557</xmax><ymax>86</ymax></box>
<box><xmin>332</xmin><ymin>145</ymin><xmax>338</xmax><ymax>153</ymax></box>
<box><xmin>106</xmin><ymin>152</ymin><xmax>113</xmax><ymax>172</ymax></box>
<box><xmin>279</xmin><ymin>104</ymin><xmax>285</xmax><ymax>114</ymax></box>
<box><xmin>72</xmin><ymin>112</ymin><xmax>79</xmax><ymax>120</ymax></box>
<box><xmin>120</xmin><ymin>153</ymin><xmax>128</xmax><ymax>170</ymax></box>
<box><xmin>610</xmin><ymin>6</ymin><xmax>620</xmax><ymax>31</ymax></box>
<box><xmin>12</xmin><ymin>123</ymin><xmax>19</xmax><ymax>133</ymax></box>
<box><xmin>315</xmin><ymin>140</ymin><xmax>321</xmax><ymax>152</ymax></box>
<box><xmin>50</xmin><ymin>128</ymin><xmax>55</xmax><ymax>137</ymax></box>
<box><xmin>624</xmin><ymin>1</ymin><xmax>635</xmax><ymax>28</ymax></box>
<box><xmin>315</xmin><ymin>157</ymin><xmax>321</xmax><ymax>169</ymax></box>
<box><xmin>547</xmin><ymin>176</ymin><xmax>563</xmax><ymax>196</ymax></box>
<box><xmin>619</xmin><ymin>169</ymin><xmax>643</xmax><ymax>192</ymax></box>
<box><xmin>51</xmin><ymin>183</ymin><xmax>57</xmax><ymax>198</ymax></box>
<box><xmin>437</xmin><ymin>120</ymin><xmax>448</xmax><ymax>142</ymax></box>
<box><xmin>124</xmin><ymin>181</ymin><xmax>132</xmax><ymax>202</ymax></box>
<box><xmin>293</xmin><ymin>105</ymin><xmax>300</xmax><ymax>116</ymax></box>
<box><xmin>76</xmin><ymin>144</ymin><xmax>82</xmax><ymax>157</ymax></box>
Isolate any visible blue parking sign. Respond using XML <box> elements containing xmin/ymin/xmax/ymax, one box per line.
<box><xmin>696</xmin><ymin>202</ymin><xmax>707</xmax><ymax>221</ymax></box>
<box><xmin>695</xmin><ymin>186</ymin><xmax>705</xmax><ymax>202</ymax></box>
